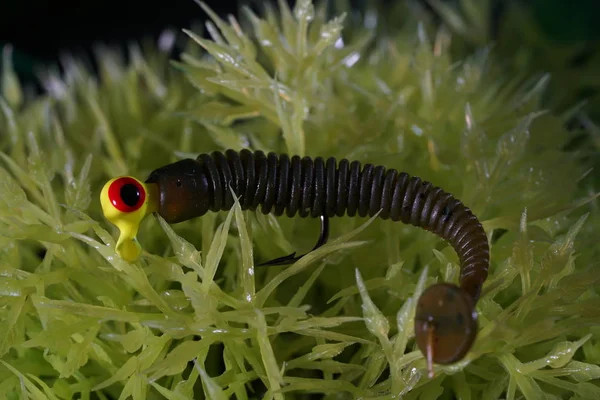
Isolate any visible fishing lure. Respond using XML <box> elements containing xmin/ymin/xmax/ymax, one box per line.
<box><xmin>100</xmin><ymin>149</ymin><xmax>489</xmax><ymax>377</ymax></box>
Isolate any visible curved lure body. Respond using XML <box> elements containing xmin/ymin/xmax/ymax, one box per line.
<box><xmin>100</xmin><ymin>149</ymin><xmax>490</xmax><ymax>376</ymax></box>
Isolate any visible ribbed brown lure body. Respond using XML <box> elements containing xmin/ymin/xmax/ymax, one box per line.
<box><xmin>144</xmin><ymin>149</ymin><xmax>490</xmax><ymax>370</ymax></box>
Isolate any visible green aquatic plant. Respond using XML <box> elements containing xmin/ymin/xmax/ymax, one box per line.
<box><xmin>0</xmin><ymin>1</ymin><xmax>599</xmax><ymax>398</ymax></box>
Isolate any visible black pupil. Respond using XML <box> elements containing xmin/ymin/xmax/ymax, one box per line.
<box><xmin>120</xmin><ymin>183</ymin><xmax>141</xmax><ymax>207</ymax></box>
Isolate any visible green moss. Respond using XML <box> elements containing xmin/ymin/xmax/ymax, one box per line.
<box><xmin>0</xmin><ymin>1</ymin><xmax>599</xmax><ymax>398</ymax></box>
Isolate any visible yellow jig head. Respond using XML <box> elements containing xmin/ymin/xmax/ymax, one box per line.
<box><xmin>100</xmin><ymin>176</ymin><xmax>158</xmax><ymax>262</ymax></box>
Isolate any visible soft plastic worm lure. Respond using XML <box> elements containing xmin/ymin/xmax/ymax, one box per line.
<box><xmin>100</xmin><ymin>149</ymin><xmax>490</xmax><ymax>377</ymax></box>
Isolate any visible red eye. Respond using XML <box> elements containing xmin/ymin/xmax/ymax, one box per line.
<box><xmin>108</xmin><ymin>177</ymin><xmax>146</xmax><ymax>213</ymax></box>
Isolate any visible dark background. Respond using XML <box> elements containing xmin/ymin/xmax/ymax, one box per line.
<box><xmin>0</xmin><ymin>0</ymin><xmax>241</xmax><ymax>82</ymax></box>
<box><xmin>1</xmin><ymin>0</ymin><xmax>238</xmax><ymax>63</ymax></box>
